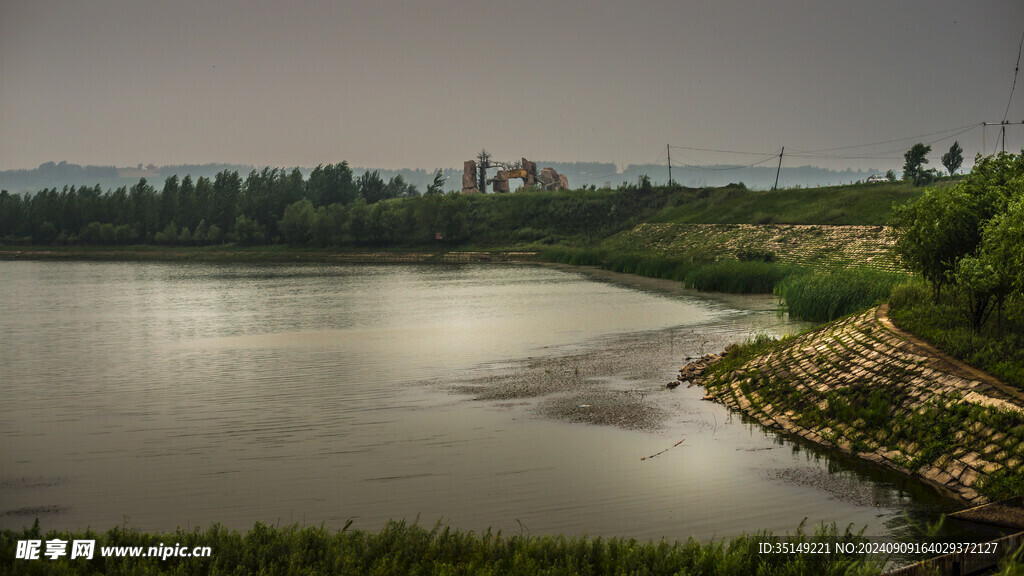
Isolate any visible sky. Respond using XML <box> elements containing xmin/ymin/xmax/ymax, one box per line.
<box><xmin>1</xmin><ymin>0</ymin><xmax>1023</xmax><ymax>172</ymax></box>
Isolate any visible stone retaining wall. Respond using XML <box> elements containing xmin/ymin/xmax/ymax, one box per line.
<box><xmin>610</xmin><ymin>223</ymin><xmax>899</xmax><ymax>271</ymax></box>
<box><xmin>695</xmin><ymin>306</ymin><xmax>1024</xmax><ymax>505</ymax></box>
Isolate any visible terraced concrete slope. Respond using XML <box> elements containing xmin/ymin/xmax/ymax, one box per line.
<box><xmin>698</xmin><ymin>306</ymin><xmax>1024</xmax><ymax>505</ymax></box>
<box><xmin>608</xmin><ymin>223</ymin><xmax>899</xmax><ymax>271</ymax></box>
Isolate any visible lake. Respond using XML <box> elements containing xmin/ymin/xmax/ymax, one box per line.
<box><xmin>0</xmin><ymin>261</ymin><xmax>970</xmax><ymax>542</ymax></box>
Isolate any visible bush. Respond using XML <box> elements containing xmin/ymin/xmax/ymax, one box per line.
<box><xmin>736</xmin><ymin>247</ymin><xmax>777</xmax><ymax>263</ymax></box>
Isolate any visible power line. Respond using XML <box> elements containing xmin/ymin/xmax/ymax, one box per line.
<box><xmin>789</xmin><ymin>123</ymin><xmax>980</xmax><ymax>155</ymax></box>
<box><xmin>1003</xmin><ymin>29</ymin><xmax>1024</xmax><ymax>124</ymax></box>
<box><xmin>786</xmin><ymin>124</ymin><xmax>980</xmax><ymax>161</ymax></box>
<box><xmin>669</xmin><ymin>153</ymin><xmax>781</xmax><ymax>171</ymax></box>
<box><xmin>669</xmin><ymin>144</ymin><xmax>776</xmax><ymax>156</ymax></box>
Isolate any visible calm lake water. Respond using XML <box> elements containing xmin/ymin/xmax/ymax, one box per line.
<box><xmin>0</xmin><ymin>261</ymin><xmax>974</xmax><ymax>542</ymax></box>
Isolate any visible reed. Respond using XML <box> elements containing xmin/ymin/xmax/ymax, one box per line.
<box><xmin>776</xmin><ymin>268</ymin><xmax>905</xmax><ymax>323</ymax></box>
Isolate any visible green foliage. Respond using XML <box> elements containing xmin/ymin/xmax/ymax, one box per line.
<box><xmin>706</xmin><ymin>332</ymin><xmax>784</xmax><ymax>378</ymax></box>
<box><xmin>537</xmin><ymin>247</ymin><xmax>606</xmax><ymax>266</ymax></box>
<box><xmin>941</xmin><ymin>141</ymin><xmax>964</xmax><ymax>176</ymax></box>
<box><xmin>892</xmin><ymin>152</ymin><xmax>1024</xmax><ymax>330</ymax></box>
<box><xmin>977</xmin><ymin>468</ymin><xmax>1024</xmax><ymax>501</ymax></box>
<box><xmin>888</xmin><ymin>296</ymin><xmax>1024</xmax><ymax>390</ymax></box>
<box><xmin>0</xmin><ymin>520</ymin><xmax>879</xmax><ymax>576</ymax></box>
<box><xmin>735</xmin><ymin>247</ymin><xmax>777</xmax><ymax>263</ymax></box>
<box><xmin>888</xmin><ymin>279</ymin><xmax>929</xmax><ymax>310</ymax></box>
<box><xmin>775</xmin><ymin>268</ymin><xmax>904</xmax><ymax>323</ymax></box>
<box><xmin>685</xmin><ymin>260</ymin><xmax>796</xmax><ymax>294</ymax></box>
<box><xmin>655</xmin><ymin>181</ymin><xmax>922</xmax><ymax>226</ymax></box>
<box><xmin>902</xmin><ymin>143</ymin><xmax>932</xmax><ymax>185</ymax></box>
<box><xmin>279</xmin><ymin>199</ymin><xmax>315</xmax><ymax>246</ymax></box>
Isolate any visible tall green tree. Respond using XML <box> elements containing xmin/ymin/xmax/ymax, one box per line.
<box><xmin>279</xmin><ymin>199</ymin><xmax>315</xmax><ymax>245</ymax></box>
<box><xmin>902</xmin><ymin>143</ymin><xmax>932</xmax><ymax>185</ymax></box>
<box><xmin>941</xmin><ymin>141</ymin><xmax>963</xmax><ymax>176</ymax></box>
<box><xmin>357</xmin><ymin>171</ymin><xmax>387</xmax><ymax>204</ymax></box>
<box><xmin>425</xmin><ymin>170</ymin><xmax>446</xmax><ymax>195</ymax></box>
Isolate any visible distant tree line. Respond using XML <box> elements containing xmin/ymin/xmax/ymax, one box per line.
<box><xmin>0</xmin><ymin>163</ymin><xmax>675</xmax><ymax>247</ymax></box>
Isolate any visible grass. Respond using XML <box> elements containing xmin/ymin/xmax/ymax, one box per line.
<box><xmin>775</xmin><ymin>268</ymin><xmax>907</xmax><ymax>323</ymax></box>
<box><xmin>685</xmin><ymin>260</ymin><xmax>797</xmax><ymax>294</ymax></box>
<box><xmin>540</xmin><ymin>248</ymin><xmax>803</xmax><ymax>295</ymax></box>
<box><xmin>0</xmin><ymin>519</ymin><xmax>883</xmax><ymax>576</ymax></box>
<box><xmin>888</xmin><ymin>281</ymin><xmax>1024</xmax><ymax>390</ymax></box>
<box><xmin>654</xmin><ymin>181</ymin><xmax>929</xmax><ymax>226</ymax></box>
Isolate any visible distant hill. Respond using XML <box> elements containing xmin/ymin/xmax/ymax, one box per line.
<box><xmin>2</xmin><ymin>161</ymin><xmax>888</xmax><ymax>195</ymax></box>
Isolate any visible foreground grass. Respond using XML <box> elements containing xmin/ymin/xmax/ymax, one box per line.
<box><xmin>1</xmin><ymin>520</ymin><xmax>884</xmax><ymax>576</ymax></box>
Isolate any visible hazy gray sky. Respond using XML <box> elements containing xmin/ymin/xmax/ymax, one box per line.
<box><xmin>2</xmin><ymin>0</ymin><xmax>1022</xmax><ymax>171</ymax></box>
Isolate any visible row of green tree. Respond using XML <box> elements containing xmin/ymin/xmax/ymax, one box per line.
<box><xmin>0</xmin><ymin>163</ymin><xmax>675</xmax><ymax>247</ymax></box>
<box><xmin>893</xmin><ymin>151</ymin><xmax>1024</xmax><ymax>331</ymax></box>
<box><xmin>0</xmin><ymin>163</ymin><xmax>436</xmax><ymax>246</ymax></box>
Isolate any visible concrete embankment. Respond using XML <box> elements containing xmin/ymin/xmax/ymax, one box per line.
<box><xmin>607</xmin><ymin>223</ymin><xmax>900</xmax><ymax>271</ymax></box>
<box><xmin>687</xmin><ymin>306</ymin><xmax>1024</xmax><ymax>505</ymax></box>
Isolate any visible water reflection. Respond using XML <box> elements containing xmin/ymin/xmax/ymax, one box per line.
<box><xmin>0</xmin><ymin>261</ymin><xmax>968</xmax><ymax>544</ymax></box>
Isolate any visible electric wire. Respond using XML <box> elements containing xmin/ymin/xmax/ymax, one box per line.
<box><xmin>1003</xmin><ymin>29</ymin><xmax>1024</xmax><ymax>124</ymax></box>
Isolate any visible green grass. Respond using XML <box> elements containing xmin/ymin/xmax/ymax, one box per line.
<box><xmin>685</xmin><ymin>260</ymin><xmax>797</xmax><ymax>294</ymax></box>
<box><xmin>775</xmin><ymin>268</ymin><xmax>906</xmax><ymax>323</ymax></box>
<box><xmin>654</xmin><ymin>181</ymin><xmax>928</xmax><ymax>226</ymax></box>
<box><xmin>888</xmin><ymin>281</ymin><xmax>1024</xmax><ymax>390</ymax></box>
<box><xmin>0</xmin><ymin>519</ymin><xmax>882</xmax><ymax>576</ymax></box>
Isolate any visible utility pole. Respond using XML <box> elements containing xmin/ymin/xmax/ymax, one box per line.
<box><xmin>981</xmin><ymin>121</ymin><xmax>1023</xmax><ymax>155</ymax></box>
<box><xmin>667</xmin><ymin>144</ymin><xmax>672</xmax><ymax>186</ymax></box>
<box><xmin>773</xmin><ymin>146</ymin><xmax>784</xmax><ymax>191</ymax></box>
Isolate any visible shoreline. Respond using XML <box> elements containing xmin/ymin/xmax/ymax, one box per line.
<box><xmin>691</xmin><ymin>305</ymin><xmax>1024</xmax><ymax>506</ymax></box>
<box><xmin>0</xmin><ymin>246</ymin><xmax>540</xmax><ymax>264</ymax></box>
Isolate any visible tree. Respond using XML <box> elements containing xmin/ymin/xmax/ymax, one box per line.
<box><xmin>941</xmin><ymin>141</ymin><xmax>964</xmax><ymax>177</ymax></box>
<box><xmin>425</xmin><ymin>170</ymin><xmax>446</xmax><ymax>195</ymax></box>
<box><xmin>892</xmin><ymin>152</ymin><xmax>1024</xmax><ymax>329</ymax></box>
<box><xmin>885</xmin><ymin>169</ymin><xmax>897</xmax><ymax>182</ymax></box>
<box><xmin>357</xmin><ymin>170</ymin><xmax>386</xmax><ymax>204</ymax></box>
<box><xmin>279</xmin><ymin>199</ymin><xmax>315</xmax><ymax>245</ymax></box>
<box><xmin>902</xmin><ymin>143</ymin><xmax>932</xmax><ymax>185</ymax></box>
<box><xmin>476</xmin><ymin>149</ymin><xmax>492</xmax><ymax>193</ymax></box>
<box><xmin>232</xmin><ymin>214</ymin><xmax>265</xmax><ymax>246</ymax></box>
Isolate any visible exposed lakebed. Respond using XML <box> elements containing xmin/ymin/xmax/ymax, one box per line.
<box><xmin>0</xmin><ymin>261</ymin><xmax>973</xmax><ymax>541</ymax></box>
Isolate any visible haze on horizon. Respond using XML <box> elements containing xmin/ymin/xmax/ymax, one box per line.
<box><xmin>1</xmin><ymin>0</ymin><xmax>1022</xmax><ymax>174</ymax></box>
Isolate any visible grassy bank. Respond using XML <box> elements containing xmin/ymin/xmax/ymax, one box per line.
<box><xmin>540</xmin><ymin>248</ymin><xmax>901</xmax><ymax>322</ymax></box>
<box><xmin>888</xmin><ymin>281</ymin><xmax>1024</xmax><ymax>391</ymax></box>
<box><xmin>1</xmin><ymin>520</ymin><xmax>882</xmax><ymax>575</ymax></box>
<box><xmin>654</xmin><ymin>181</ymin><xmax>928</xmax><ymax>226</ymax></box>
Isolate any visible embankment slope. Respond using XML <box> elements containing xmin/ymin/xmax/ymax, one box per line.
<box><xmin>697</xmin><ymin>306</ymin><xmax>1024</xmax><ymax>505</ymax></box>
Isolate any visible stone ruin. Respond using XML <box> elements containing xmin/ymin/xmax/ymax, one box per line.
<box><xmin>462</xmin><ymin>160</ymin><xmax>480</xmax><ymax>194</ymax></box>
<box><xmin>461</xmin><ymin>156</ymin><xmax>568</xmax><ymax>194</ymax></box>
